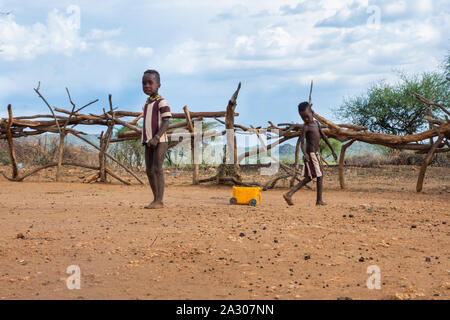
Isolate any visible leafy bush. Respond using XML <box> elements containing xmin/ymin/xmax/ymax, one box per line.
<box><xmin>319</xmin><ymin>138</ymin><xmax>341</xmax><ymax>162</ymax></box>
<box><xmin>0</xmin><ymin>141</ymin><xmax>11</xmax><ymax>165</ymax></box>
<box><xmin>110</xmin><ymin>126</ymin><xmax>144</xmax><ymax>170</ymax></box>
<box><xmin>335</xmin><ymin>71</ymin><xmax>449</xmax><ymax>135</ymax></box>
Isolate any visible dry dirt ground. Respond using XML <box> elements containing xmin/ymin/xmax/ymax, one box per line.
<box><xmin>0</xmin><ymin>165</ymin><xmax>449</xmax><ymax>300</ymax></box>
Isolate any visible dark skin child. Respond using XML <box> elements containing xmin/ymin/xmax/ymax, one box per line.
<box><xmin>283</xmin><ymin>107</ymin><xmax>337</xmax><ymax>206</ymax></box>
<box><xmin>142</xmin><ymin>73</ymin><xmax>170</xmax><ymax>209</ymax></box>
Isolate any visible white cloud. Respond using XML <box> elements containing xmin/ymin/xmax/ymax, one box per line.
<box><xmin>0</xmin><ymin>1</ymin><xmax>447</xmax><ymax>124</ymax></box>
<box><xmin>0</xmin><ymin>5</ymin><xmax>136</xmax><ymax>61</ymax></box>
<box><xmin>233</xmin><ymin>26</ymin><xmax>295</xmax><ymax>58</ymax></box>
<box><xmin>384</xmin><ymin>1</ymin><xmax>407</xmax><ymax>15</ymax></box>
<box><xmin>86</xmin><ymin>28</ymin><xmax>122</xmax><ymax>40</ymax></box>
<box><xmin>0</xmin><ymin>5</ymin><xmax>87</xmax><ymax>60</ymax></box>
<box><xmin>99</xmin><ymin>40</ymin><xmax>129</xmax><ymax>58</ymax></box>
<box><xmin>136</xmin><ymin>46</ymin><xmax>154</xmax><ymax>57</ymax></box>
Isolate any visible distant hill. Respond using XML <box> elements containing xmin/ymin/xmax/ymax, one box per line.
<box><xmin>21</xmin><ymin>132</ymin><xmax>102</xmax><ymax>151</ymax></box>
<box><xmin>65</xmin><ymin>134</ymin><xmax>100</xmax><ymax>150</ymax></box>
<box><xmin>279</xmin><ymin>143</ymin><xmax>296</xmax><ymax>161</ymax></box>
<box><xmin>279</xmin><ymin>143</ymin><xmax>296</xmax><ymax>156</ymax></box>
<box><xmin>346</xmin><ymin>141</ymin><xmax>383</xmax><ymax>157</ymax></box>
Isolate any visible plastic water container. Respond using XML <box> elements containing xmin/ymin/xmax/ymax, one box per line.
<box><xmin>17</xmin><ymin>163</ymin><xmax>22</xmax><ymax>169</ymax></box>
<box><xmin>229</xmin><ymin>186</ymin><xmax>262</xmax><ymax>206</ymax></box>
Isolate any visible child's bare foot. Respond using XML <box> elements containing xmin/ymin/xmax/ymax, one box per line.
<box><xmin>316</xmin><ymin>200</ymin><xmax>327</xmax><ymax>206</ymax></box>
<box><xmin>151</xmin><ymin>202</ymin><xmax>164</xmax><ymax>209</ymax></box>
<box><xmin>283</xmin><ymin>193</ymin><xmax>294</xmax><ymax>206</ymax></box>
<box><xmin>144</xmin><ymin>201</ymin><xmax>156</xmax><ymax>209</ymax></box>
<box><xmin>144</xmin><ymin>201</ymin><xmax>164</xmax><ymax>209</ymax></box>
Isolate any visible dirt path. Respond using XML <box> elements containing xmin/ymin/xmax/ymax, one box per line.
<box><xmin>0</xmin><ymin>166</ymin><xmax>449</xmax><ymax>300</ymax></box>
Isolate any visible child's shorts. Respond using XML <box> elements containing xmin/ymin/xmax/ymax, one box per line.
<box><xmin>302</xmin><ymin>152</ymin><xmax>323</xmax><ymax>179</ymax></box>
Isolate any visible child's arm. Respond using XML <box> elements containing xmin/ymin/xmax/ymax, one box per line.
<box><xmin>318</xmin><ymin>124</ymin><xmax>338</xmax><ymax>161</ymax></box>
<box><xmin>300</xmin><ymin>125</ymin><xmax>309</xmax><ymax>162</ymax></box>
<box><xmin>148</xmin><ymin>117</ymin><xmax>170</xmax><ymax>147</ymax></box>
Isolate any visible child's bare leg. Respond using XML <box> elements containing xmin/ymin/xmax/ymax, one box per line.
<box><xmin>283</xmin><ymin>177</ymin><xmax>311</xmax><ymax>205</ymax></box>
<box><xmin>144</xmin><ymin>146</ymin><xmax>158</xmax><ymax>207</ymax></box>
<box><xmin>316</xmin><ymin>176</ymin><xmax>326</xmax><ymax>205</ymax></box>
<box><xmin>151</xmin><ymin>142</ymin><xmax>168</xmax><ymax>208</ymax></box>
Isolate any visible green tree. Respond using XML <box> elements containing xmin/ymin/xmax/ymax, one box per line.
<box><xmin>335</xmin><ymin>71</ymin><xmax>450</xmax><ymax>135</ymax></box>
<box><xmin>445</xmin><ymin>52</ymin><xmax>450</xmax><ymax>79</ymax></box>
<box><xmin>110</xmin><ymin>126</ymin><xmax>144</xmax><ymax>169</ymax></box>
<box><xmin>319</xmin><ymin>138</ymin><xmax>341</xmax><ymax>163</ymax></box>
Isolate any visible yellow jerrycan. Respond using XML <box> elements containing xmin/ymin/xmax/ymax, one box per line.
<box><xmin>229</xmin><ymin>186</ymin><xmax>262</xmax><ymax>206</ymax></box>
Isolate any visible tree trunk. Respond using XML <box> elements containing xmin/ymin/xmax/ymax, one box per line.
<box><xmin>416</xmin><ymin>135</ymin><xmax>444</xmax><ymax>192</ymax></box>
<box><xmin>183</xmin><ymin>106</ymin><xmax>199</xmax><ymax>184</ymax></box>
<box><xmin>338</xmin><ymin>140</ymin><xmax>355</xmax><ymax>189</ymax></box>
<box><xmin>220</xmin><ymin>83</ymin><xmax>242</xmax><ymax>182</ymax></box>
<box><xmin>6</xmin><ymin>105</ymin><xmax>19</xmax><ymax>180</ymax></box>
<box><xmin>55</xmin><ymin>132</ymin><xmax>66</xmax><ymax>182</ymax></box>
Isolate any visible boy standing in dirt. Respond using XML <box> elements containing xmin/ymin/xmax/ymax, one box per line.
<box><xmin>141</xmin><ymin>69</ymin><xmax>172</xmax><ymax>209</ymax></box>
<box><xmin>283</xmin><ymin>102</ymin><xmax>337</xmax><ymax>206</ymax></box>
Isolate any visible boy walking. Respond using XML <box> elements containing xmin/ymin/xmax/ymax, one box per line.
<box><xmin>283</xmin><ymin>102</ymin><xmax>337</xmax><ymax>206</ymax></box>
<box><xmin>141</xmin><ymin>69</ymin><xmax>172</xmax><ymax>209</ymax></box>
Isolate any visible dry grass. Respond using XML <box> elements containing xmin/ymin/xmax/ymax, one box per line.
<box><xmin>0</xmin><ymin>137</ymin><xmax>97</xmax><ymax>167</ymax></box>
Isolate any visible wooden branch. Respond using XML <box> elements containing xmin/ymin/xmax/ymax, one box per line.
<box><xmin>105</xmin><ymin>167</ymin><xmax>131</xmax><ymax>185</ymax></box>
<box><xmin>6</xmin><ymin>104</ymin><xmax>19</xmax><ymax>179</ymax></box>
<box><xmin>75</xmin><ymin>98</ymin><xmax>99</xmax><ymax>113</ymax></box>
<box><xmin>424</xmin><ymin>115</ymin><xmax>444</xmax><ymax>125</ymax></box>
<box><xmin>104</xmin><ymin>112</ymin><xmax>141</xmax><ymax>133</ymax></box>
<box><xmin>54</xmin><ymin>87</ymin><xmax>80</xmax><ymax>182</ymax></box>
<box><xmin>338</xmin><ymin>139</ymin><xmax>355</xmax><ymax>189</ymax></box>
<box><xmin>237</xmin><ymin>136</ymin><xmax>290</xmax><ymax>163</ymax></box>
<box><xmin>54</xmin><ymin>108</ymin><xmax>104</xmax><ymax>121</ymax></box>
<box><xmin>13</xmin><ymin>114</ymin><xmax>67</xmax><ymax>121</ymax></box>
<box><xmin>416</xmin><ymin>135</ymin><xmax>444</xmax><ymax>192</ymax></box>
<box><xmin>337</xmin><ymin>124</ymin><xmax>368</xmax><ymax>131</ymax></box>
<box><xmin>98</xmin><ymin>94</ymin><xmax>116</xmax><ymax>182</ymax></box>
<box><xmin>308</xmin><ymin>80</ymin><xmax>313</xmax><ymax>105</ymax></box>
<box><xmin>70</xmin><ymin>132</ymin><xmax>145</xmax><ymax>185</ymax></box>
<box><xmin>183</xmin><ymin>105</ymin><xmax>198</xmax><ymax>184</ymax></box>
<box><xmin>413</xmin><ymin>92</ymin><xmax>450</xmax><ymax>117</ymax></box>
<box><xmin>110</xmin><ymin>110</ymin><xmax>237</xmax><ymax>119</ymax></box>
<box><xmin>34</xmin><ymin>83</ymin><xmax>62</xmax><ymax>133</ymax></box>
<box><xmin>183</xmin><ymin>106</ymin><xmax>194</xmax><ymax>133</ymax></box>
<box><xmin>84</xmin><ymin>172</ymin><xmax>100</xmax><ymax>184</ymax></box>
<box><xmin>225</xmin><ymin>82</ymin><xmax>241</xmax><ymax>129</ymax></box>
<box><xmin>116</xmin><ymin>120</ymin><xmax>188</xmax><ymax>140</ymax></box>
<box><xmin>1</xmin><ymin>162</ymin><xmax>99</xmax><ymax>182</ymax></box>
<box><xmin>129</xmin><ymin>114</ymin><xmax>143</xmax><ymax>125</ymax></box>
<box><xmin>265</xmin><ymin>174</ymin><xmax>291</xmax><ymax>190</ymax></box>
<box><xmin>215</xmin><ymin>176</ymin><xmax>263</xmax><ymax>188</ymax></box>
<box><xmin>313</xmin><ymin>111</ymin><xmax>449</xmax><ymax>145</ymax></box>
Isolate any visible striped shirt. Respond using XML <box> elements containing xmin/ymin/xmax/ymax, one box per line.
<box><xmin>141</xmin><ymin>98</ymin><xmax>172</xmax><ymax>144</ymax></box>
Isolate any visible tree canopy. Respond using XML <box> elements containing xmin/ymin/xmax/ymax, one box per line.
<box><xmin>335</xmin><ymin>70</ymin><xmax>450</xmax><ymax>136</ymax></box>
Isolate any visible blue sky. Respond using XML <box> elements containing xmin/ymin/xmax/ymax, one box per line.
<box><xmin>0</xmin><ymin>0</ymin><xmax>448</xmax><ymax>133</ymax></box>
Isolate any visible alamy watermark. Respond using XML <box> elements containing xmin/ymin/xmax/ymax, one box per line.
<box><xmin>366</xmin><ymin>4</ymin><xmax>381</xmax><ymax>30</ymax></box>
<box><xmin>167</xmin><ymin>122</ymin><xmax>280</xmax><ymax>176</ymax></box>
<box><xmin>366</xmin><ymin>265</ymin><xmax>381</xmax><ymax>290</ymax></box>
<box><xmin>66</xmin><ymin>265</ymin><xmax>81</xmax><ymax>290</ymax></box>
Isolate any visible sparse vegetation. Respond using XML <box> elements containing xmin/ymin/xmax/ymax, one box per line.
<box><xmin>336</xmin><ymin>70</ymin><xmax>450</xmax><ymax>135</ymax></box>
<box><xmin>319</xmin><ymin>138</ymin><xmax>341</xmax><ymax>162</ymax></box>
<box><xmin>0</xmin><ymin>136</ymin><xmax>97</xmax><ymax>167</ymax></box>
<box><xmin>110</xmin><ymin>126</ymin><xmax>144</xmax><ymax>170</ymax></box>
